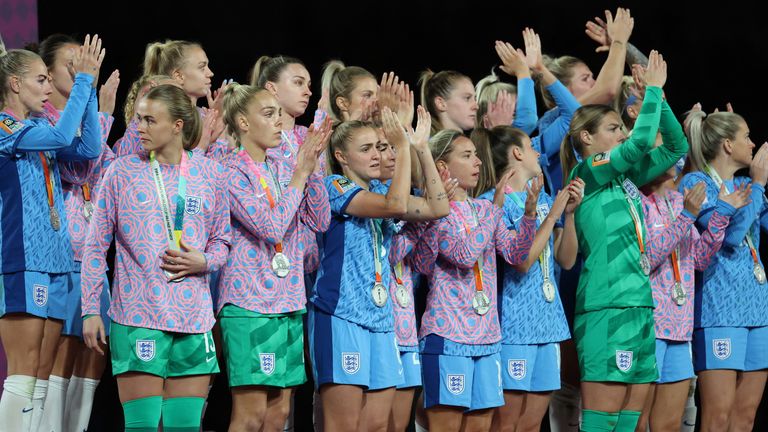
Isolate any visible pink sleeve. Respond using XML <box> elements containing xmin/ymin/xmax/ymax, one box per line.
<box><xmin>494</xmin><ymin>206</ymin><xmax>536</xmax><ymax>265</ymax></box>
<box><xmin>389</xmin><ymin>222</ymin><xmax>425</xmax><ymax>265</ymax></box>
<box><xmin>299</xmin><ymin>173</ymin><xmax>331</xmax><ymax>234</ymax></box>
<box><xmin>646</xmin><ymin>212</ymin><xmax>695</xmax><ymax>271</ymax></box>
<box><xmin>410</xmin><ymin>222</ymin><xmax>439</xmax><ymax>275</ymax></box>
<box><xmin>113</xmin><ymin>119</ymin><xmax>141</xmax><ymax>157</ymax></box>
<box><xmin>59</xmin><ymin>113</ymin><xmax>115</xmax><ymax>185</ymax></box>
<box><xmin>227</xmin><ymin>166</ymin><xmax>303</xmax><ymax>245</ymax></box>
<box><xmin>203</xmin><ymin>167</ymin><xmax>233</xmax><ymax>272</ymax></box>
<box><xmin>438</xmin><ymin>215</ymin><xmax>494</xmax><ymax>269</ymax></box>
<box><xmin>80</xmin><ymin>162</ymin><xmax>118</xmax><ymax>316</ymax></box>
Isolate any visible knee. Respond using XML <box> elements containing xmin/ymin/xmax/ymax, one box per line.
<box><xmin>6</xmin><ymin>348</ymin><xmax>40</xmax><ymax>376</ymax></box>
<box><xmin>516</xmin><ymin>419</ymin><xmax>544</xmax><ymax>432</ymax></box>
<box><xmin>231</xmin><ymin>407</ymin><xmax>267</xmax><ymax>432</ymax></box>
<box><xmin>264</xmin><ymin>403</ymin><xmax>291</xmax><ymax>430</ymax></box>
<box><xmin>704</xmin><ymin>409</ymin><xmax>731</xmax><ymax>431</ymax></box>
<box><xmin>498</xmin><ymin>421</ymin><xmax>518</xmax><ymax>432</ymax></box>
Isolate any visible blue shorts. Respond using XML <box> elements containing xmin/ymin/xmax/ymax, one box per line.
<box><xmin>62</xmin><ymin>269</ymin><xmax>111</xmax><ymax>338</ymax></box>
<box><xmin>422</xmin><ymin>352</ymin><xmax>504</xmax><ymax>411</ymax></box>
<box><xmin>398</xmin><ymin>351</ymin><xmax>422</xmax><ymax>389</ymax></box>
<box><xmin>1</xmin><ymin>271</ymin><xmax>68</xmax><ymax>319</ymax></box>
<box><xmin>655</xmin><ymin>339</ymin><xmax>694</xmax><ymax>383</ymax></box>
<box><xmin>693</xmin><ymin>326</ymin><xmax>768</xmax><ymax>372</ymax></box>
<box><xmin>500</xmin><ymin>343</ymin><xmax>561</xmax><ymax>392</ymax></box>
<box><xmin>308</xmin><ymin>307</ymin><xmax>403</xmax><ymax>390</ymax></box>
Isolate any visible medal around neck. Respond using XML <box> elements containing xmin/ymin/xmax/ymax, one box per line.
<box><xmin>271</xmin><ymin>252</ymin><xmax>291</xmax><ymax>278</ymax></box>
<box><xmin>542</xmin><ymin>280</ymin><xmax>556</xmax><ymax>303</ymax></box>
<box><xmin>83</xmin><ymin>201</ymin><xmax>94</xmax><ymax>221</ymax></box>
<box><xmin>395</xmin><ymin>284</ymin><xmax>410</xmax><ymax>308</ymax></box>
<box><xmin>672</xmin><ymin>282</ymin><xmax>687</xmax><ymax>306</ymax></box>
<box><xmin>372</xmin><ymin>282</ymin><xmax>388</xmax><ymax>307</ymax></box>
<box><xmin>472</xmin><ymin>290</ymin><xmax>490</xmax><ymax>315</ymax></box>
<box><xmin>640</xmin><ymin>253</ymin><xmax>651</xmax><ymax>275</ymax></box>
<box><xmin>49</xmin><ymin>207</ymin><xmax>61</xmax><ymax>231</ymax></box>
<box><xmin>755</xmin><ymin>264</ymin><xmax>767</xmax><ymax>284</ymax></box>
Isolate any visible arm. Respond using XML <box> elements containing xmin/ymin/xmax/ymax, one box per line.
<box><xmin>576</xmin><ymin>87</ymin><xmax>662</xmax><ymax>192</ymax></box>
<box><xmin>12</xmin><ymin>74</ymin><xmax>95</xmax><ymax>153</ymax></box>
<box><xmin>80</xmin><ymin>162</ymin><xmax>118</xmax><ymax>316</ymax></box>
<box><xmin>403</xmin><ymin>107</ymin><xmax>450</xmax><ymax>220</ymax></box>
<box><xmin>693</xmin><ymin>202</ymin><xmax>736</xmax><ymax>270</ymax></box>
<box><xmin>203</xmin><ymin>170</ymin><xmax>233</xmax><ymax>272</ymax></box>
<box><xmin>512</xmin><ymin>214</ymin><xmax>556</xmax><ymax>273</ymax></box>
<box><xmin>57</xmin><ymin>88</ymin><xmax>102</xmax><ymax>161</ymax></box>
<box><xmin>534</xmin><ymin>80</ymin><xmax>581</xmax><ymax>160</ymax></box>
<box><xmin>59</xmin><ymin>112</ymin><xmax>115</xmax><ymax>186</ymax></box>
<box><xmin>578</xmin><ymin>8</ymin><xmax>633</xmax><ymax>106</ymax></box>
<box><xmin>299</xmin><ymin>172</ymin><xmax>331</xmax><ymax>233</ymax></box>
<box><xmin>113</xmin><ymin>119</ymin><xmax>142</xmax><ymax>156</ymax></box>
<box><xmin>646</xmin><ymin>209</ymin><xmax>696</xmax><ymax>271</ymax></box>
<box><xmin>389</xmin><ymin>222</ymin><xmax>425</xmax><ymax>265</ymax></box>
<box><xmin>495</xmin><ymin>207</ymin><xmax>536</xmax><ymax>266</ymax></box>
<box><xmin>511</xmin><ymin>77</ymin><xmax>538</xmax><ymax>134</ymax></box>
<box><xmin>410</xmin><ymin>221</ymin><xmax>439</xmax><ymax>275</ymax></box>
<box><xmin>228</xmin><ymin>166</ymin><xmax>304</xmax><ymax>244</ymax></box>
<box><xmin>627</xmin><ymin>99</ymin><xmax>689</xmax><ymax>187</ymax></box>
<box><xmin>438</xmin><ymin>210</ymin><xmax>496</xmax><ymax>269</ymax></box>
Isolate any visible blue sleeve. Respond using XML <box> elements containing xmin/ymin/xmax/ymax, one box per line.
<box><xmin>10</xmin><ymin>73</ymin><xmax>95</xmax><ymax>154</ymax></box>
<box><xmin>511</xmin><ymin>77</ymin><xmax>538</xmax><ymax>135</ymax></box>
<box><xmin>325</xmin><ymin>174</ymin><xmax>364</xmax><ymax>216</ymax></box>
<box><xmin>535</xmin><ymin>80</ymin><xmax>582</xmax><ymax>162</ymax></box>
<box><xmin>56</xmin><ymin>88</ymin><xmax>102</xmax><ymax>161</ymax></box>
<box><xmin>680</xmin><ymin>173</ymin><xmax>764</xmax><ymax>249</ymax></box>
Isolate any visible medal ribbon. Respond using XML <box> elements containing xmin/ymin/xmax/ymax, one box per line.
<box><xmin>240</xmin><ymin>150</ymin><xmax>285</xmax><ymax>255</ymax></box>
<box><xmin>371</xmin><ymin>218</ymin><xmax>384</xmax><ymax>285</ymax></box>
<box><xmin>393</xmin><ymin>261</ymin><xmax>405</xmax><ymax>286</ymax></box>
<box><xmin>39</xmin><ymin>153</ymin><xmax>55</xmax><ymax>210</ymax></box>
<box><xmin>661</xmin><ymin>195</ymin><xmax>683</xmax><ymax>286</ymax></box>
<box><xmin>456</xmin><ymin>201</ymin><xmax>485</xmax><ymax>293</ymax></box>
<box><xmin>621</xmin><ymin>180</ymin><xmax>646</xmax><ymax>257</ymax></box>
<box><xmin>150</xmin><ymin>150</ymin><xmax>189</xmax><ymax>251</ymax></box>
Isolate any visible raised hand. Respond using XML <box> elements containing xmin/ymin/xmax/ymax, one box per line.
<box><xmin>380</xmin><ymin>107</ymin><xmax>409</xmax><ymax>150</ymax></box>
<box><xmin>483</xmin><ymin>90</ymin><xmax>516</xmax><ymax>129</ymax></box>
<box><xmin>495</xmin><ymin>41</ymin><xmax>529</xmax><ymax>78</ymax></box>
<box><xmin>644</xmin><ymin>50</ymin><xmax>667</xmax><ymax>89</ymax></box>
<box><xmin>606</xmin><ymin>7</ymin><xmax>634</xmax><ymax>46</ymax></box>
<box><xmin>348</xmin><ymin>98</ymin><xmax>377</xmax><ymax>122</ymax></box>
<box><xmin>683</xmin><ymin>182</ymin><xmax>707</xmax><ymax>217</ymax></box>
<box><xmin>524</xmin><ymin>174</ymin><xmax>543</xmax><ymax>217</ymax></box>
<box><xmin>522</xmin><ymin>27</ymin><xmax>545</xmax><ymax>72</ymax></box>
<box><xmin>73</xmin><ymin>34</ymin><xmax>106</xmax><ymax>86</ymax></box>
<box><xmin>98</xmin><ymin>69</ymin><xmax>120</xmax><ymax>115</ymax></box>
<box><xmin>197</xmin><ymin>108</ymin><xmax>225</xmax><ymax>152</ymax></box>
<box><xmin>585</xmin><ymin>10</ymin><xmax>613</xmax><ymax>52</ymax></box>
<box><xmin>378</xmin><ymin>72</ymin><xmax>400</xmax><ymax>113</ymax></box>
<box><xmin>492</xmin><ymin>168</ymin><xmax>517</xmax><ymax>208</ymax></box>
<box><xmin>718</xmin><ymin>183</ymin><xmax>752</xmax><ymax>209</ymax></box>
<box><xmin>408</xmin><ymin>106</ymin><xmax>431</xmax><ymax>150</ymax></box>
<box><xmin>206</xmin><ymin>79</ymin><xmax>231</xmax><ymax>113</ymax></box>
<box><xmin>397</xmin><ymin>82</ymin><xmax>415</xmax><ymax>128</ymax></box>
<box><xmin>565</xmin><ymin>177</ymin><xmax>585</xmax><ymax>213</ymax></box>
<box><xmin>750</xmin><ymin>142</ymin><xmax>768</xmax><ymax>186</ymax></box>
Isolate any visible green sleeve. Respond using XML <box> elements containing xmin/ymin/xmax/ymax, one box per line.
<box><xmin>627</xmin><ymin>98</ymin><xmax>689</xmax><ymax>187</ymax></box>
<box><xmin>574</xmin><ymin>86</ymin><xmax>663</xmax><ymax>194</ymax></box>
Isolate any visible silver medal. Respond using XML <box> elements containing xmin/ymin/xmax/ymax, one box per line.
<box><xmin>372</xmin><ymin>282</ymin><xmax>388</xmax><ymax>307</ymax></box>
<box><xmin>754</xmin><ymin>264</ymin><xmax>767</xmax><ymax>284</ymax></box>
<box><xmin>640</xmin><ymin>253</ymin><xmax>651</xmax><ymax>275</ymax></box>
<box><xmin>472</xmin><ymin>291</ymin><xmax>491</xmax><ymax>315</ymax></box>
<box><xmin>672</xmin><ymin>282</ymin><xmax>687</xmax><ymax>306</ymax></box>
<box><xmin>49</xmin><ymin>207</ymin><xmax>61</xmax><ymax>231</ymax></box>
<box><xmin>271</xmin><ymin>252</ymin><xmax>291</xmax><ymax>278</ymax></box>
<box><xmin>395</xmin><ymin>284</ymin><xmax>410</xmax><ymax>308</ymax></box>
<box><xmin>164</xmin><ymin>270</ymin><xmax>185</xmax><ymax>283</ymax></box>
<box><xmin>542</xmin><ymin>280</ymin><xmax>556</xmax><ymax>303</ymax></box>
<box><xmin>83</xmin><ymin>201</ymin><xmax>94</xmax><ymax>221</ymax></box>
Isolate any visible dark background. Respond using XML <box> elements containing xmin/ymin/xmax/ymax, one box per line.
<box><xmin>36</xmin><ymin>0</ymin><xmax>768</xmax><ymax>430</ymax></box>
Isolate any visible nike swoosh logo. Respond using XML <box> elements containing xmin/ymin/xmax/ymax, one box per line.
<box><xmin>206</xmin><ymin>355</ymin><xmax>216</xmax><ymax>363</ymax></box>
<box><xmin>653</xmin><ymin>223</ymin><xmax>665</xmax><ymax>228</ymax></box>
<box><xmin>683</xmin><ymin>421</ymin><xmax>696</xmax><ymax>426</ymax></box>
<box><xmin>22</xmin><ymin>408</ymin><xmax>33</xmax><ymax>413</ymax></box>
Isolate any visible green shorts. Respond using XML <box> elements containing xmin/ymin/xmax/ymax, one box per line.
<box><xmin>574</xmin><ymin>307</ymin><xmax>658</xmax><ymax>383</ymax></box>
<box><xmin>219</xmin><ymin>304</ymin><xmax>307</xmax><ymax>388</ymax></box>
<box><xmin>110</xmin><ymin>322</ymin><xmax>219</xmax><ymax>379</ymax></box>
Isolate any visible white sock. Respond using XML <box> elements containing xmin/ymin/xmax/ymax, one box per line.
<box><xmin>414</xmin><ymin>421</ymin><xmax>429</xmax><ymax>432</ymax></box>
<box><xmin>0</xmin><ymin>375</ymin><xmax>35</xmax><ymax>432</ymax></box>
<box><xmin>62</xmin><ymin>375</ymin><xmax>82</xmax><ymax>427</ymax></box>
<box><xmin>681</xmin><ymin>376</ymin><xmax>697</xmax><ymax>431</ymax></box>
<box><xmin>65</xmin><ymin>377</ymin><xmax>99</xmax><ymax>432</ymax></box>
<box><xmin>548</xmin><ymin>382</ymin><xmax>581</xmax><ymax>432</ymax></box>
<box><xmin>29</xmin><ymin>379</ymin><xmax>48</xmax><ymax>432</ymax></box>
<box><xmin>40</xmin><ymin>375</ymin><xmax>68</xmax><ymax>432</ymax></box>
